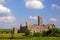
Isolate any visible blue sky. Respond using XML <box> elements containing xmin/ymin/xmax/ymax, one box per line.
<box><xmin>0</xmin><ymin>0</ymin><xmax>60</xmax><ymax>29</ymax></box>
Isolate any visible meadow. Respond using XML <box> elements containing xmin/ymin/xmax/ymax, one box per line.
<box><xmin>0</xmin><ymin>33</ymin><xmax>60</xmax><ymax>40</ymax></box>
<box><xmin>0</xmin><ymin>33</ymin><xmax>25</xmax><ymax>39</ymax></box>
<box><xmin>26</xmin><ymin>37</ymin><xmax>60</xmax><ymax>40</ymax></box>
<box><xmin>0</xmin><ymin>37</ymin><xmax>60</xmax><ymax>40</ymax></box>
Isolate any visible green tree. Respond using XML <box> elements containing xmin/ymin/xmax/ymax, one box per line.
<box><xmin>41</xmin><ymin>27</ymin><xmax>60</xmax><ymax>37</ymax></box>
<box><xmin>41</xmin><ymin>31</ymin><xmax>48</xmax><ymax>36</ymax></box>
<box><xmin>33</xmin><ymin>32</ymin><xmax>40</xmax><ymax>37</ymax></box>
<box><xmin>48</xmin><ymin>28</ymin><xmax>60</xmax><ymax>37</ymax></box>
<box><xmin>25</xmin><ymin>29</ymin><xmax>30</xmax><ymax>35</ymax></box>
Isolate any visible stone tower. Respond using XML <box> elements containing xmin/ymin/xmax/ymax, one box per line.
<box><xmin>13</xmin><ymin>27</ymin><xmax>18</xmax><ymax>34</ymax></box>
<box><xmin>26</xmin><ymin>22</ymin><xmax>28</xmax><ymax>28</ymax></box>
<box><xmin>38</xmin><ymin>16</ymin><xmax>42</xmax><ymax>26</ymax></box>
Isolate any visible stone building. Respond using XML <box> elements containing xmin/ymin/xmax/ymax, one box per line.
<box><xmin>13</xmin><ymin>27</ymin><xmax>19</xmax><ymax>34</ymax></box>
<box><xmin>13</xmin><ymin>16</ymin><xmax>55</xmax><ymax>34</ymax></box>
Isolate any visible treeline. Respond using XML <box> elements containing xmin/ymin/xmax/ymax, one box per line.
<box><xmin>0</xmin><ymin>29</ymin><xmax>13</xmax><ymax>34</ymax></box>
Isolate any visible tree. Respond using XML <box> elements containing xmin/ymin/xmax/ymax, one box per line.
<box><xmin>25</xmin><ymin>29</ymin><xmax>30</xmax><ymax>35</ymax></box>
<box><xmin>33</xmin><ymin>32</ymin><xmax>40</xmax><ymax>37</ymax></box>
<box><xmin>41</xmin><ymin>31</ymin><xmax>48</xmax><ymax>36</ymax></box>
<box><xmin>48</xmin><ymin>28</ymin><xmax>60</xmax><ymax>37</ymax></box>
<box><xmin>41</xmin><ymin>27</ymin><xmax>60</xmax><ymax>37</ymax></box>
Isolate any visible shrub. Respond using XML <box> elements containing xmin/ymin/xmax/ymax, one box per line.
<box><xmin>33</xmin><ymin>32</ymin><xmax>40</xmax><ymax>37</ymax></box>
<box><xmin>48</xmin><ymin>28</ymin><xmax>60</xmax><ymax>37</ymax></box>
<box><xmin>41</xmin><ymin>28</ymin><xmax>60</xmax><ymax>37</ymax></box>
<box><xmin>25</xmin><ymin>29</ymin><xmax>30</xmax><ymax>35</ymax></box>
<box><xmin>41</xmin><ymin>31</ymin><xmax>47</xmax><ymax>37</ymax></box>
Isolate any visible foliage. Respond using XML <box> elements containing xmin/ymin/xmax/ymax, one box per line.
<box><xmin>41</xmin><ymin>28</ymin><xmax>60</xmax><ymax>37</ymax></box>
<box><xmin>48</xmin><ymin>28</ymin><xmax>60</xmax><ymax>37</ymax></box>
<box><xmin>25</xmin><ymin>29</ymin><xmax>30</xmax><ymax>35</ymax></box>
<box><xmin>41</xmin><ymin>31</ymin><xmax>47</xmax><ymax>36</ymax></box>
<box><xmin>0</xmin><ymin>29</ymin><xmax>12</xmax><ymax>34</ymax></box>
<box><xmin>33</xmin><ymin>32</ymin><xmax>40</xmax><ymax>37</ymax></box>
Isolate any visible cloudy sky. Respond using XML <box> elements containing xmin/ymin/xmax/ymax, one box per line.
<box><xmin>0</xmin><ymin>0</ymin><xmax>60</xmax><ymax>29</ymax></box>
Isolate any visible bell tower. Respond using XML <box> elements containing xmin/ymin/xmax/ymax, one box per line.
<box><xmin>38</xmin><ymin>16</ymin><xmax>42</xmax><ymax>26</ymax></box>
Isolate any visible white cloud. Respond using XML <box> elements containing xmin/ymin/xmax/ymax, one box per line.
<box><xmin>0</xmin><ymin>4</ymin><xmax>11</xmax><ymax>14</ymax></box>
<box><xmin>0</xmin><ymin>4</ymin><xmax>16</xmax><ymax>22</ymax></box>
<box><xmin>0</xmin><ymin>0</ymin><xmax>6</xmax><ymax>4</ymax></box>
<box><xmin>52</xmin><ymin>4</ymin><xmax>60</xmax><ymax>9</ymax></box>
<box><xmin>0</xmin><ymin>16</ymin><xmax>16</xmax><ymax>22</ymax></box>
<box><xmin>50</xmin><ymin>18</ymin><xmax>57</xmax><ymax>22</ymax></box>
<box><xmin>25</xmin><ymin>0</ymin><xmax>44</xmax><ymax>9</ymax></box>
<box><xmin>29</xmin><ymin>16</ymin><xmax>37</xmax><ymax>20</ymax></box>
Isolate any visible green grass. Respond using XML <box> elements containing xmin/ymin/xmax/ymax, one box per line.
<box><xmin>0</xmin><ymin>37</ymin><xmax>60</xmax><ymax>40</ymax></box>
<box><xmin>0</xmin><ymin>33</ymin><xmax>60</xmax><ymax>40</ymax></box>
<box><xmin>0</xmin><ymin>33</ymin><xmax>25</xmax><ymax>39</ymax></box>
<box><xmin>26</xmin><ymin>37</ymin><xmax>60</xmax><ymax>40</ymax></box>
<box><xmin>13</xmin><ymin>33</ymin><xmax>25</xmax><ymax>39</ymax></box>
<box><xmin>0</xmin><ymin>34</ymin><xmax>12</xmax><ymax>39</ymax></box>
<box><xmin>0</xmin><ymin>29</ymin><xmax>12</xmax><ymax>34</ymax></box>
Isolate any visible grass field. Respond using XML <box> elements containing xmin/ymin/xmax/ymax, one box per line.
<box><xmin>26</xmin><ymin>37</ymin><xmax>60</xmax><ymax>40</ymax></box>
<box><xmin>0</xmin><ymin>33</ymin><xmax>60</xmax><ymax>40</ymax></box>
<box><xmin>0</xmin><ymin>31</ymin><xmax>60</xmax><ymax>40</ymax></box>
<box><xmin>0</xmin><ymin>33</ymin><xmax>25</xmax><ymax>39</ymax></box>
<box><xmin>0</xmin><ymin>37</ymin><xmax>60</xmax><ymax>40</ymax></box>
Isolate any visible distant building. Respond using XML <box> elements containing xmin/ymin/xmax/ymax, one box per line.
<box><xmin>13</xmin><ymin>16</ymin><xmax>55</xmax><ymax>34</ymax></box>
<box><xmin>13</xmin><ymin>27</ymin><xmax>19</xmax><ymax>34</ymax></box>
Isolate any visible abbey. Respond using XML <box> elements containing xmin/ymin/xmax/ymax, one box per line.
<box><xmin>13</xmin><ymin>16</ymin><xmax>55</xmax><ymax>34</ymax></box>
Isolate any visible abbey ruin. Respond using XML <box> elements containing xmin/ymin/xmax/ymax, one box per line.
<box><xmin>13</xmin><ymin>16</ymin><xmax>55</xmax><ymax>34</ymax></box>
